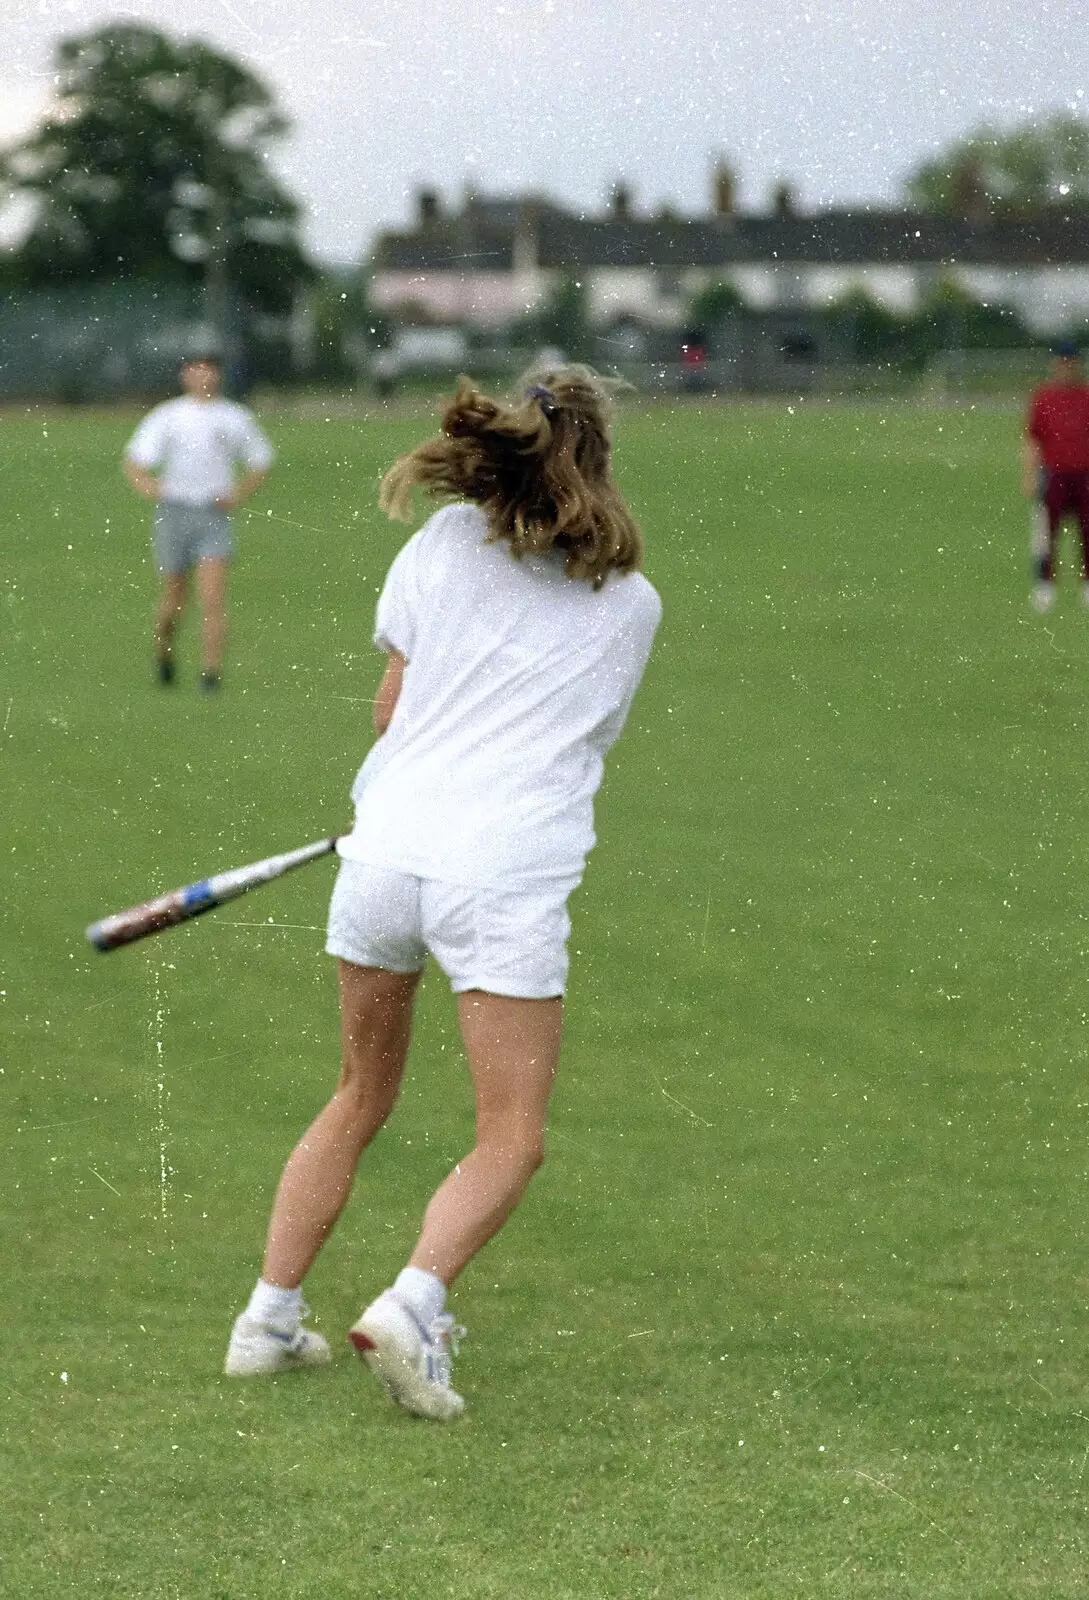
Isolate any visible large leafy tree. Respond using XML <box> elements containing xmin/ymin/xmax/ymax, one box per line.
<box><xmin>906</xmin><ymin>113</ymin><xmax>1089</xmax><ymax>214</ymax></box>
<box><xmin>1</xmin><ymin>23</ymin><xmax>311</xmax><ymax>311</ymax></box>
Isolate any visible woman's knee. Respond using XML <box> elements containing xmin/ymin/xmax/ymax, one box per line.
<box><xmin>337</xmin><ymin>1007</ymin><xmax>411</xmax><ymax>1106</ymax></box>
<box><xmin>336</xmin><ymin>962</ymin><xmax>418</xmax><ymax>1109</ymax></box>
<box><xmin>479</xmin><ymin>1123</ymin><xmax>546</xmax><ymax>1180</ymax></box>
<box><xmin>158</xmin><ymin>577</ymin><xmax>187</xmax><ymax>618</ymax></box>
<box><xmin>522</xmin><ymin>1127</ymin><xmax>547</xmax><ymax>1173</ymax></box>
<box><xmin>335</xmin><ymin>1051</ymin><xmax>401</xmax><ymax>1121</ymax></box>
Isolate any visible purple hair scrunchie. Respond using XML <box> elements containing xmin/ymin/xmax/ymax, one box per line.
<box><xmin>525</xmin><ymin>383</ymin><xmax>559</xmax><ymax>419</ymax></box>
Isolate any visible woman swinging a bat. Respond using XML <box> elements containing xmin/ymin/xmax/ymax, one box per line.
<box><xmin>224</xmin><ymin>366</ymin><xmax>661</xmax><ymax>1419</ymax></box>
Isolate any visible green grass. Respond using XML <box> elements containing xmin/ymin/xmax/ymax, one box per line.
<box><xmin>4</xmin><ymin>395</ymin><xmax>1089</xmax><ymax>1597</ymax></box>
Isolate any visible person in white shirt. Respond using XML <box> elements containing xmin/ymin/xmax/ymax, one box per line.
<box><xmin>225</xmin><ymin>366</ymin><xmax>661</xmax><ymax>1419</ymax></box>
<box><xmin>123</xmin><ymin>352</ymin><xmax>274</xmax><ymax>690</ymax></box>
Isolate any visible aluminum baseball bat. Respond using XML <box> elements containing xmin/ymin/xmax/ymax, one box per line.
<box><xmin>85</xmin><ymin>836</ymin><xmax>340</xmax><ymax>952</ymax></box>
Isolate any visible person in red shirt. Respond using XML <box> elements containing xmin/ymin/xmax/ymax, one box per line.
<box><xmin>1023</xmin><ymin>340</ymin><xmax>1089</xmax><ymax>611</ymax></box>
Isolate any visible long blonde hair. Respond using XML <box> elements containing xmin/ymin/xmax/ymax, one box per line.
<box><xmin>379</xmin><ymin>364</ymin><xmax>643</xmax><ymax>587</ymax></box>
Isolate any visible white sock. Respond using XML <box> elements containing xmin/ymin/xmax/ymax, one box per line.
<box><xmin>393</xmin><ymin>1266</ymin><xmax>447</xmax><ymax>1325</ymax></box>
<box><xmin>246</xmin><ymin>1278</ymin><xmax>302</xmax><ymax>1331</ymax></box>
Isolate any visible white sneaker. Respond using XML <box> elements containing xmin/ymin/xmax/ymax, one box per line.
<box><xmin>224</xmin><ymin>1308</ymin><xmax>332</xmax><ymax>1376</ymax></box>
<box><xmin>1031</xmin><ymin>581</ymin><xmax>1057</xmax><ymax>613</ymax></box>
<box><xmin>1081</xmin><ymin>580</ymin><xmax>1089</xmax><ymax>608</ymax></box>
<box><xmin>349</xmin><ymin>1291</ymin><xmax>465</xmax><ymax>1420</ymax></box>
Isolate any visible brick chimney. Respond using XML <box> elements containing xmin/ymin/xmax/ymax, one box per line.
<box><xmin>611</xmin><ymin>181</ymin><xmax>633</xmax><ymax>221</ymax></box>
<box><xmin>712</xmin><ymin>160</ymin><xmax>735</xmax><ymax>217</ymax></box>
<box><xmin>953</xmin><ymin>158</ymin><xmax>988</xmax><ymax>224</ymax></box>
<box><xmin>772</xmin><ymin>180</ymin><xmax>796</xmax><ymax>218</ymax></box>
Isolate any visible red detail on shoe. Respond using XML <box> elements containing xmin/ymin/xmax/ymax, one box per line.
<box><xmin>349</xmin><ymin>1328</ymin><xmax>376</xmax><ymax>1353</ymax></box>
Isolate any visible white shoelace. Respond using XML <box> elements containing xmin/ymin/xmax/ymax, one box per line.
<box><xmin>282</xmin><ymin>1300</ymin><xmax>315</xmax><ymax>1352</ymax></box>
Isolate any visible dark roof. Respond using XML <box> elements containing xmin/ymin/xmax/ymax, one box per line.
<box><xmin>374</xmin><ymin>201</ymin><xmax>1089</xmax><ymax>272</ymax></box>
<box><xmin>377</xmin><ymin>222</ymin><xmax>516</xmax><ymax>273</ymax></box>
<box><xmin>538</xmin><ymin>210</ymin><xmax>1089</xmax><ymax>268</ymax></box>
<box><xmin>374</xmin><ymin>196</ymin><xmax>570</xmax><ymax>273</ymax></box>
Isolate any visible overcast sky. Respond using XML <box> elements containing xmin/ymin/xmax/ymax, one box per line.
<box><xmin>4</xmin><ymin>0</ymin><xmax>1088</xmax><ymax>265</ymax></box>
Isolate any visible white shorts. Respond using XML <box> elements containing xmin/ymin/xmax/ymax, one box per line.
<box><xmin>325</xmin><ymin>861</ymin><xmax>574</xmax><ymax>999</ymax></box>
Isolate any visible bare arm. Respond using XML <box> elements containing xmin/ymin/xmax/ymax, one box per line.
<box><xmin>373</xmin><ymin>649</ymin><xmax>406</xmax><ymax>735</ymax></box>
<box><xmin>216</xmin><ymin>467</ymin><xmax>269</xmax><ymax>511</ymax></box>
<box><xmin>123</xmin><ymin>458</ymin><xmax>160</xmax><ymax>501</ymax></box>
<box><xmin>1021</xmin><ymin>437</ymin><xmax>1043</xmax><ymax>497</ymax></box>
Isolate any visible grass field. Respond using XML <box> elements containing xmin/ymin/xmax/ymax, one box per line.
<box><xmin>5</xmin><ymin>394</ymin><xmax>1089</xmax><ymax>1598</ymax></box>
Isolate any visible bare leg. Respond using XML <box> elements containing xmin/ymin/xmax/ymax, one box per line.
<box><xmin>261</xmin><ymin>962</ymin><xmax>421</xmax><ymax>1288</ymax></box>
<box><xmin>408</xmin><ymin>991</ymin><xmax>563</xmax><ymax>1287</ymax></box>
<box><xmin>194</xmin><ymin>555</ymin><xmax>229</xmax><ymax>676</ymax></box>
<box><xmin>1078</xmin><ymin>487</ymin><xmax>1089</xmax><ymax>582</ymax></box>
<box><xmin>154</xmin><ymin>571</ymin><xmax>188</xmax><ymax>662</ymax></box>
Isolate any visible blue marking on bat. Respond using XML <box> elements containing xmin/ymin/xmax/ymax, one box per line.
<box><xmin>181</xmin><ymin>879</ymin><xmax>216</xmax><ymax>910</ymax></box>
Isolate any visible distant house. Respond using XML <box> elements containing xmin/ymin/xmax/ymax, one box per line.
<box><xmin>369</xmin><ymin>180</ymin><xmax>1089</xmax><ymax>336</ymax></box>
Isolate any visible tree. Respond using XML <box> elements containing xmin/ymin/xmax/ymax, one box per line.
<box><xmin>905</xmin><ymin>113</ymin><xmax>1089</xmax><ymax>215</ymax></box>
<box><xmin>1</xmin><ymin>23</ymin><xmax>312</xmax><ymax>314</ymax></box>
<box><xmin>819</xmin><ymin>289</ymin><xmax>914</xmax><ymax>364</ymax></box>
<box><xmin>687</xmin><ymin>280</ymin><xmax>747</xmax><ymax>329</ymax></box>
<box><xmin>309</xmin><ymin>268</ymin><xmax>374</xmax><ymax>382</ymax></box>
<box><xmin>510</xmin><ymin>274</ymin><xmax>589</xmax><ymax>359</ymax></box>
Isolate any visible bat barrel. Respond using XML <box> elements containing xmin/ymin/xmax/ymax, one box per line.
<box><xmin>86</xmin><ymin>882</ymin><xmax>216</xmax><ymax>951</ymax></box>
<box><xmin>85</xmin><ymin>837</ymin><xmax>340</xmax><ymax>952</ymax></box>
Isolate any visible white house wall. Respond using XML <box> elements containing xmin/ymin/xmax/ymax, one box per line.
<box><xmin>587</xmin><ymin>268</ymin><xmax>669</xmax><ymax>325</ymax></box>
<box><xmin>998</xmin><ymin>267</ymin><xmax>1089</xmax><ymax>333</ymax></box>
<box><xmin>614</xmin><ymin>262</ymin><xmax>1089</xmax><ymax>326</ymax></box>
<box><xmin>372</xmin><ymin>260</ymin><xmax>1089</xmax><ymax>333</ymax></box>
<box><xmin>369</xmin><ymin>270</ymin><xmax>544</xmax><ymax>326</ymax></box>
<box><xmin>801</xmin><ymin>266</ymin><xmax>919</xmax><ymax>311</ymax></box>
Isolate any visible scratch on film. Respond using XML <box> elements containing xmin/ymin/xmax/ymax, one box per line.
<box><xmin>150</xmin><ymin>966</ymin><xmax>170</xmax><ymax>1224</ymax></box>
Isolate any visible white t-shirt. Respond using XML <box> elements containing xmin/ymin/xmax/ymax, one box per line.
<box><xmin>125</xmin><ymin>396</ymin><xmax>274</xmax><ymax>506</ymax></box>
<box><xmin>338</xmin><ymin>503</ymin><xmax>661</xmax><ymax>888</ymax></box>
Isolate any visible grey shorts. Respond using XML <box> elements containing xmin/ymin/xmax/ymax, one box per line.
<box><xmin>153</xmin><ymin>503</ymin><xmax>233</xmax><ymax>575</ymax></box>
